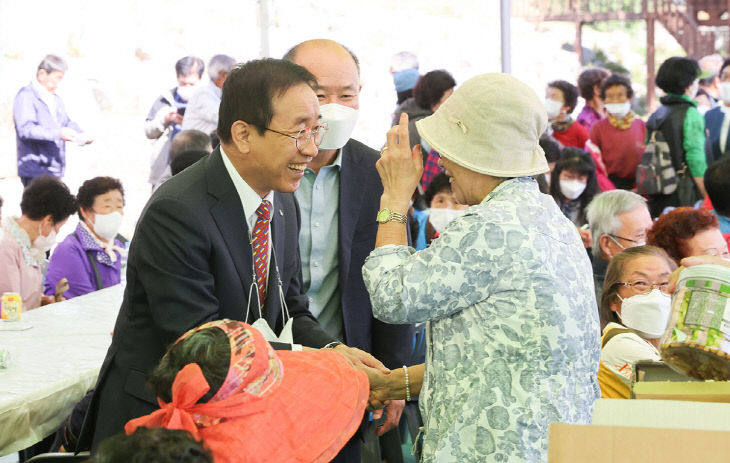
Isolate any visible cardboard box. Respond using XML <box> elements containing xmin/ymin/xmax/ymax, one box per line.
<box><xmin>549</xmin><ymin>423</ymin><xmax>730</xmax><ymax>462</ymax></box>
<box><xmin>632</xmin><ymin>381</ymin><xmax>730</xmax><ymax>403</ymax></box>
<box><xmin>592</xmin><ymin>398</ymin><xmax>730</xmax><ymax>431</ymax></box>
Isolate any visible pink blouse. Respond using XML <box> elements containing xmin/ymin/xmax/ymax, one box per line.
<box><xmin>0</xmin><ymin>218</ymin><xmax>43</xmax><ymax>311</ymax></box>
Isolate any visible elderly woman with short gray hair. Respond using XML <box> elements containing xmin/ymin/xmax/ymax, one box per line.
<box><xmin>362</xmin><ymin>74</ymin><xmax>600</xmax><ymax>462</ymax></box>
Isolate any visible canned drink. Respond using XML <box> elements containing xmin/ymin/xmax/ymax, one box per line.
<box><xmin>1</xmin><ymin>293</ymin><xmax>22</xmax><ymax>321</ymax></box>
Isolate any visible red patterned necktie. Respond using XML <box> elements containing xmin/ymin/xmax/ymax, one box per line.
<box><xmin>251</xmin><ymin>200</ymin><xmax>272</xmax><ymax>307</ymax></box>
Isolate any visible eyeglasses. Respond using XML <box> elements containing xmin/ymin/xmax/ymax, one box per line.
<box><xmin>264</xmin><ymin>123</ymin><xmax>328</xmax><ymax>152</ymax></box>
<box><xmin>616</xmin><ymin>280</ymin><xmax>671</xmax><ymax>295</ymax></box>
<box><xmin>704</xmin><ymin>247</ymin><xmax>730</xmax><ymax>259</ymax></box>
<box><xmin>607</xmin><ymin>233</ymin><xmax>646</xmax><ymax>249</ymax></box>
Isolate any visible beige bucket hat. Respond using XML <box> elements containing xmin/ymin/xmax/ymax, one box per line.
<box><xmin>415</xmin><ymin>73</ymin><xmax>548</xmax><ymax>177</ymax></box>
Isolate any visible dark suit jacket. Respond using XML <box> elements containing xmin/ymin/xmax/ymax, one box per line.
<box><xmin>83</xmin><ymin>148</ymin><xmax>336</xmax><ymax>448</ymax></box>
<box><xmin>338</xmin><ymin>139</ymin><xmax>414</xmax><ymax>369</ymax></box>
<box><xmin>705</xmin><ymin>106</ymin><xmax>728</xmax><ymax>164</ymax></box>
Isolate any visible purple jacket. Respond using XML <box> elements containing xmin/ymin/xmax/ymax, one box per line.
<box><xmin>13</xmin><ymin>82</ymin><xmax>82</xmax><ymax>178</ymax></box>
<box><xmin>45</xmin><ymin>223</ymin><xmax>122</xmax><ymax>299</ymax></box>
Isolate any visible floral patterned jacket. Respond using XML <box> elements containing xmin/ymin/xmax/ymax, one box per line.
<box><xmin>363</xmin><ymin>177</ymin><xmax>600</xmax><ymax>462</ymax></box>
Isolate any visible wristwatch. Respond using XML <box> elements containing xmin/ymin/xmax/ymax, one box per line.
<box><xmin>376</xmin><ymin>208</ymin><xmax>407</xmax><ymax>224</ymax></box>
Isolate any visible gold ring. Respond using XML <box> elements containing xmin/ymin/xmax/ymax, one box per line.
<box><xmin>380</xmin><ymin>146</ymin><xmax>388</xmax><ymax>156</ymax></box>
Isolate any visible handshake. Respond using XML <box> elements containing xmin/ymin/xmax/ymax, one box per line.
<box><xmin>326</xmin><ymin>344</ymin><xmax>423</xmax><ymax>436</ymax></box>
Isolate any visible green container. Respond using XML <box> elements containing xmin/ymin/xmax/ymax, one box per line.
<box><xmin>661</xmin><ymin>264</ymin><xmax>730</xmax><ymax>380</ymax></box>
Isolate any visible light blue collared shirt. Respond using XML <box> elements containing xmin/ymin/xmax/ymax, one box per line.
<box><xmin>294</xmin><ymin>148</ymin><xmax>343</xmax><ymax>341</ymax></box>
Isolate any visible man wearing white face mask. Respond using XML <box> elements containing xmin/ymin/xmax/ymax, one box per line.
<box><xmin>597</xmin><ymin>246</ymin><xmax>677</xmax><ymax>399</ymax></box>
<box><xmin>45</xmin><ymin>177</ymin><xmax>126</xmax><ymax>299</ymax></box>
<box><xmin>586</xmin><ymin>190</ymin><xmax>654</xmax><ymax>325</ymax></box>
<box><xmin>145</xmin><ymin>56</ymin><xmax>204</xmax><ymax>189</ymax></box>
<box><xmin>589</xmin><ymin>74</ymin><xmax>646</xmax><ymax>190</ymax></box>
<box><xmin>284</xmin><ymin>40</ymin><xmax>415</xmax><ymax>461</ymax></box>
<box><xmin>0</xmin><ymin>176</ymin><xmax>77</xmax><ymax>311</ymax></box>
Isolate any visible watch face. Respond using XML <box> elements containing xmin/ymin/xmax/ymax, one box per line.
<box><xmin>377</xmin><ymin>209</ymin><xmax>391</xmax><ymax>223</ymax></box>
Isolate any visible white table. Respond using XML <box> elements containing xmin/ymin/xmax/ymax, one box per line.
<box><xmin>0</xmin><ymin>284</ymin><xmax>124</xmax><ymax>456</ymax></box>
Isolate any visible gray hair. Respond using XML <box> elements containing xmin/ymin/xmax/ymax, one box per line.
<box><xmin>586</xmin><ymin>190</ymin><xmax>647</xmax><ymax>258</ymax></box>
<box><xmin>208</xmin><ymin>54</ymin><xmax>236</xmax><ymax>81</ymax></box>
<box><xmin>37</xmin><ymin>54</ymin><xmax>68</xmax><ymax>74</ymax></box>
<box><xmin>391</xmin><ymin>51</ymin><xmax>419</xmax><ymax>72</ymax></box>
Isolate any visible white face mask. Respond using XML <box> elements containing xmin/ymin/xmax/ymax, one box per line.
<box><xmin>317</xmin><ymin>103</ymin><xmax>359</xmax><ymax>150</ymax></box>
<box><xmin>559</xmin><ymin>179</ymin><xmax>587</xmax><ymax>200</ymax></box>
<box><xmin>176</xmin><ymin>85</ymin><xmax>196</xmax><ymax>102</ymax></box>
<box><xmin>91</xmin><ymin>211</ymin><xmax>123</xmax><ymax>242</ymax></box>
<box><xmin>720</xmin><ymin>82</ymin><xmax>730</xmax><ymax>102</ymax></box>
<box><xmin>544</xmin><ymin>98</ymin><xmax>563</xmax><ymax>119</ymax></box>
<box><xmin>428</xmin><ymin>208</ymin><xmax>464</xmax><ymax>232</ymax></box>
<box><xmin>605</xmin><ymin>102</ymin><xmax>631</xmax><ymax>118</ymax></box>
<box><xmin>618</xmin><ymin>289</ymin><xmax>671</xmax><ymax>338</ymax></box>
<box><xmin>33</xmin><ymin>224</ymin><xmax>57</xmax><ymax>252</ymax></box>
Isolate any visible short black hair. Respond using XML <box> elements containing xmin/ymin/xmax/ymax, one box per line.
<box><xmin>600</xmin><ymin>73</ymin><xmax>635</xmax><ymax>100</ymax></box>
<box><xmin>656</xmin><ymin>57</ymin><xmax>700</xmax><ymax>94</ymax></box>
<box><xmin>578</xmin><ymin>68</ymin><xmax>610</xmax><ymax>100</ymax></box>
<box><xmin>414</xmin><ymin>70</ymin><xmax>456</xmax><ymax>111</ymax></box>
<box><xmin>548</xmin><ymin>80</ymin><xmax>579</xmax><ymax>113</ymax></box>
<box><xmin>147</xmin><ymin>327</ymin><xmax>230</xmax><ymax>404</ymax></box>
<box><xmin>175</xmin><ymin>56</ymin><xmax>205</xmax><ymax>78</ymax></box>
<box><xmin>170</xmin><ymin>130</ymin><xmax>211</xmax><ymax>160</ymax></box>
<box><xmin>76</xmin><ymin>177</ymin><xmax>124</xmax><ymax>222</ymax></box>
<box><xmin>705</xmin><ymin>157</ymin><xmax>730</xmax><ymax>217</ymax></box>
<box><xmin>423</xmin><ymin>173</ymin><xmax>452</xmax><ymax>207</ymax></box>
<box><xmin>217</xmin><ymin>59</ymin><xmax>317</xmax><ymax>143</ymax></box>
<box><xmin>282</xmin><ymin>40</ymin><xmax>361</xmax><ymax>75</ymax></box>
<box><xmin>539</xmin><ymin>134</ymin><xmax>562</xmax><ymax>164</ymax></box>
<box><xmin>550</xmin><ymin>148</ymin><xmax>600</xmax><ymax>210</ymax></box>
<box><xmin>20</xmin><ymin>176</ymin><xmax>77</xmax><ymax>224</ymax></box>
<box><xmin>171</xmin><ymin>150</ymin><xmax>208</xmax><ymax>176</ymax></box>
<box><xmin>88</xmin><ymin>428</ymin><xmax>213</xmax><ymax>463</ymax></box>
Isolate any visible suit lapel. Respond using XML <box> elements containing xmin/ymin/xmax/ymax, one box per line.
<box><xmin>206</xmin><ymin>149</ymin><xmax>255</xmax><ymax>313</ymax></box>
<box><xmin>338</xmin><ymin>143</ymin><xmax>367</xmax><ymax>288</ymax></box>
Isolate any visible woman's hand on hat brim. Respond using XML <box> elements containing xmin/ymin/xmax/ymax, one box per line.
<box><xmin>376</xmin><ymin>113</ymin><xmax>424</xmax><ymax>211</ymax></box>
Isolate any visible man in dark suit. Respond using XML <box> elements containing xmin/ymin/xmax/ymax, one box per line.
<box><xmin>284</xmin><ymin>40</ymin><xmax>415</xmax><ymax>462</ymax></box>
<box><xmin>83</xmin><ymin>58</ymin><xmax>385</xmax><ymax>449</ymax></box>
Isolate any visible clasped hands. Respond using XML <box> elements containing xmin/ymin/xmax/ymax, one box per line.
<box><xmin>326</xmin><ymin>344</ymin><xmax>404</xmax><ymax>435</ymax></box>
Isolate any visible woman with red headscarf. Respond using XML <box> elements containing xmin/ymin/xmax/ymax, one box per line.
<box><xmin>125</xmin><ymin>319</ymin><xmax>369</xmax><ymax>463</ymax></box>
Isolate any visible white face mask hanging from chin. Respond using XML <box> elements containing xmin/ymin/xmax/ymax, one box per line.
<box><xmin>246</xmin><ymin>246</ymin><xmax>294</xmax><ymax>345</ymax></box>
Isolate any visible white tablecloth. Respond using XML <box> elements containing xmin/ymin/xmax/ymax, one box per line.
<box><xmin>0</xmin><ymin>284</ymin><xmax>124</xmax><ymax>456</ymax></box>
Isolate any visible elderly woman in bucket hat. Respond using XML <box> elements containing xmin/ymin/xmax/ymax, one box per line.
<box><xmin>362</xmin><ymin>73</ymin><xmax>600</xmax><ymax>462</ymax></box>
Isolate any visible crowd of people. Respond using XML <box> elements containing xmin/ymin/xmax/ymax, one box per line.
<box><xmin>1</xmin><ymin>43</ymin><xmax>730</xmax><ymax>463</ymax></box>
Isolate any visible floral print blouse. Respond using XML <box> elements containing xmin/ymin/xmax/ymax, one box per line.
<box><xmin>363</xmin><ymin>177</ymin><xmax>601</xmax><ymax>462</ymax></box>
